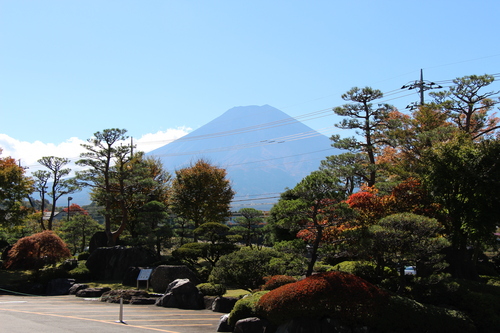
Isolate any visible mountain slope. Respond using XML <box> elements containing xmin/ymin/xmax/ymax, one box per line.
<box><xmin>148</xmin><ymin>105</ymin><xmax>338</xmax><ymax>209</ymax></box>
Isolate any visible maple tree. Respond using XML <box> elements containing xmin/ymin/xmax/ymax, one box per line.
<box><xmin>5</xmin><ymin>230</ymin><xmax>71</xmax><ymax>270</ymax></box>
<box><xmin>170</xmin><ymin>159</ymin><xmax>234</xmax><ymax>241</ymax></box>
<box><xmin>0</xmin><ymin>150</ymin><xmax>34</xmax><ymax>228</ymax></box>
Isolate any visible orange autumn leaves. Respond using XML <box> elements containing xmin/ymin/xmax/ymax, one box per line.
<box><xmin>296</xmin><ymin>178</ymin><xmax>439</xmax><ymax>244</ymax></box>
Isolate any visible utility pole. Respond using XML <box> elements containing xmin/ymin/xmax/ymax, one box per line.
<box><xmin>401</xmin><ymin>69</ymin><xmax>442</xmax><ymax>109</ymax></box>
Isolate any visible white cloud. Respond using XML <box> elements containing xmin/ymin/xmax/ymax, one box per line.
<box><xmin>0</xmin><ymin>127</ymin><xmax>191</xmax><ymax>176</ymax></box>
<box><xmin>135</xmin><ymin>127</ymin><xmax>191</xmax><ymax>153</ymax></box>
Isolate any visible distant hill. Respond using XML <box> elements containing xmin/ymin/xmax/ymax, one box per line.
<box><xmin>147</xmin><ymin>105</ymin><xmax>339</xmax><ymax>210</ymax></box>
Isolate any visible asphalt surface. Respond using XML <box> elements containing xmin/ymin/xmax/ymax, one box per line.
<box><xmin>0</xmin><ymin>294</ymin><xmax>223</xmax><ymax>333</ymax></box>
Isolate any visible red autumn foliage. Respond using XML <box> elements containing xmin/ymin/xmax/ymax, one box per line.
<box><xmin>256</xmin><ymin>271</ymin><xmax>388</xmax><ymax>326</ymax></box>
<box><xmin>4</xmin><ymin>230</ymin><xmax>71</xmax><ymax>270</ymax></box>
<box><xmin>261</xmin><ymin>275</ymin><xmax>297</xmax><ymax>291</ymax></box>
<box><xmin>346</xmin><ymin>178</ymin><xmax>441</xmax><ymax>226</ymax></box>
<box><xmin>61</xmin><ymin>203</ymin><xmax>89</xmax><ymax>215</ymax></box>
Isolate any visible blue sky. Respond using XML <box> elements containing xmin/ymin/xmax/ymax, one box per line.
<box><xmin>1</xmin><ymin>0</ymin><xmax>499</xmax><ymax>172</ymax></box>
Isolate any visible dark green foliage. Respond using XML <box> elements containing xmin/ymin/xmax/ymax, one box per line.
<box><xmin>77</xmin><ymin>251</ymin><xmax>90</xmax><ymax>260</ymax></box>
<box><xmin>68</xmin><ymin>261</ymin><xmax>91</xmax><ymax>281</ymax></box>
<box><xmin>372</xmin><ymin>296</ymin><xmax>476</xmax><ymax>333</ymax></box>
<box><xmin>209</xmin><ymin>247</ymin><xmax>303</xmax><ymax>291</ymax></box>
<box><xmin>256</xmin><ymin>271</ymin><xmax>388</xmax><ymax>326</ymax></box>
<box><xmin>196</xmin><ymin>282</ymin><xmax>226</xmax><ymax>296</ymax></box>
<box><xmin>261</xmin><ymin>275</ymin><xmax>297</xmax><ymax>290</ymax></box>
<box><xmin>228</xmin><ymin>291</ymin><xmax>268</xmax><ymax>327</ymax></box>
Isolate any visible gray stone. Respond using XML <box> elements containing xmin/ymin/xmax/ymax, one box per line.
<box><xmin>212</xmin><ymin>296</ymin><xmax>238</xmax><ymax>313</ymax></box>
<box><xmin>46</xmin><ymin>278</ymin><xmax>75</xmax><ymax>296</ymax></box>
<box><xmin>155</xmin><ymin>279</ymin><xmax>204</xmax><ymax>310</ymax></box>
<box><xmin>276</xmin><ymin>317</ymin><xmax>358</xmax><ymax>333</ymax></box>
<box><xmin>149</xmin><ymin>265</ymin><xmax>200</xmax><ymax>293</ymax></box>
<box><xmin>85</xmin><ymin>246</ymin><xmax>157</xmax><ymax>281</ymax></box>
<box><xmin>75</xmin><ymin>287</ymin><xmax>111</xmax><ymax>298</ymax></box>
<box><xmin>68</xmin><ymin>283</ymin><xmax>89</xmax><ymax>295</ymax></box>
<box><xmin>234</xmin><ymin>317</ymin><xmax>272</xmax><ymax>333</ymax></box>
<box><xmin>217</xmin><ymin>313</ymin><xmax>232</xmax><ymax>332</ymax></box>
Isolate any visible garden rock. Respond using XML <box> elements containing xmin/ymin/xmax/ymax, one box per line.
<box><xmin>75</xmin><ymin>287</ymin><xmax>111</xmax><ymax>298</ymax></box>
<box><xmin>85</xmin><ymin>246</ymin><xmax>156</xmax><ymax>280</ymax></box>
<box><xmin>46</xmin><ymin>278</ymin><xmax>75</xmax><ymax>296</ymax></box>
<box><xmin>68</xmin><ymin>284</ymin><xmax>89</xmax><ymax>295</ymax></box>
<box><xmin>212</xmin><ymin>296</ymin><xmax>238</xmax><ymax>313</ymax></box>
<box><xmin>122</xmin><ymin>267</ymin><xmax>142</xmax><ymax>286</ymax></box>
<box><xmin>216</xmin><ymin>313</ymin><xmax>232</xmax><ymax>332</ymax></box>
<box><xmin>276</xmin><ymin>317</ymin><xmax>365</xmax><ymax>333</ymax></box>
<box><xmin>155</xmin><ymin>279</ymin><xmax>204</xmax><ymax>309</ymax></box>
<box><xmin>149</xmin><ymin>265</ymin><xmax>200</xmax><ymax>293</ymax></box>
<box><xmin>233</xmin><ymin>317</ymin><xmax>273</xmax><ymax>333</ymax></box>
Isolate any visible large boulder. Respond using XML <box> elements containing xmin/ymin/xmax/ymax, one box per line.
<box><xmin>217</xmin><ymin>313</ymin><xmax>232</xmax><ymax>332</ymax></box>
<box><xmin>85</xmin><ymin>246</ymin><xmax>156</xmax><ymax>280</ymax></box>
<box><xmin>46</xmin><ymin>278</ymin><xmax>75</xmax><ymax>296</ymax></box>
<box><xmin>150</xmin><ymin>265</ymin><xmax>200</xmax><ymax>293</ymax></box>
<box><xmin>155</xmin><ymin>279</ymin><xmax>204</xmax><ymax>310</ymax></box>
<box><xmin>68</xmin><ymin>284</ymin><xmax>89</xmax><ymax>295</ymax></box>
<box><xmin>212</xmin><ymin>296</ymin><xmax>239</xmax><ymax>313</ymax></box>
<box><xmin>75</xmin><ymin>287</ymin><xmax>111</xmax><ymax>298</ymax></box>
<box><xmin>233</xmin><ymin>317</ymin><xmax>273</xmax><ymax>333</ymax></box>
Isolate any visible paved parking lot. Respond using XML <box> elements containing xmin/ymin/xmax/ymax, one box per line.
<box><xmin>0</xmin><ymin>294</ymin><xmax>223</xmax><ymax>333</ymax></box>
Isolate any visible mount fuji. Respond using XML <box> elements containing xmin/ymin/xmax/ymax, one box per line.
<box><xmin>147</xmin><ymin>105</ymin><xmax>339</xmax><ymax>210</ymax></box>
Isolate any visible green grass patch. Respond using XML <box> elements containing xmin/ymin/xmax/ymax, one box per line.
<box><xmin>224</xmin><ymin>288</ymin><xmax>250</xmax><ymax>298</ymax></box>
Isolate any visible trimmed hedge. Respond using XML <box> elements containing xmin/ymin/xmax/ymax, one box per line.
<box><xmin>373</xmin><ymin>296</ymin><xmax>476</xmax><ymax>333</ymax></box>
<box><xmin>256</xmin><ymin>271</ymin><xmax>388</xmax><ymax>326</ymax></box>
<box><xmin>261</xmin><ymin>275</ymin><xmax>297</xmax><ymax>291</ymax></box>
<box><xmin>196</xmin><ymin>283</ymin><xmax>226</xmax><ymax>296</ymax></box>
<box><xmin>228</xmin><ymin>291</ymin><xmax>268</xmax><ymax>327</ymax></box>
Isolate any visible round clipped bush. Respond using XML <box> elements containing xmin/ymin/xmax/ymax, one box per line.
<box><xmin>256</xmin><ymin>271</ymin><xmax>388</xmax><ymax>326</ymax></box>
<box><xmin>197</xmin><ymin>282</ymin><xmax>227</xmax><ymax>296</ymax></box>
<box><xmin>262</xmin><ymin>275</ymin><xmax>297</xmax><ymax>290</ymax></box>
<box><xmin>228</xmin><ymin>291</ymin><xmax>268</xmax><ymax>327</ymax></box>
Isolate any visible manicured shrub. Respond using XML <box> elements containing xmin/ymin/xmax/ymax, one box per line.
<box><xmin>197</xmin><ymin>282</ymin><xmax>226</xmax><ymax>296</ymax></box>
<box><xmin>228</xmin><ymin>291</ymin><xmax>268</xmax><ymax>327</ymax></box>
<box><xmin>373</xmin><ymin>296</ymin><xmax>476</xmax><ymax>333</ymax></box>
<box><xmin>5</xmin><ymin>231</ymin><xmax>71</xmax><ymax>270</ymax></box>
<box><xmin>256</xmin><ymin>271</ymin><xmax>388</xmax><ymax>326</ymax></box>
<box><xmin>261</xmin><ymin>275</ymin><xmax>297</xmax><ymax>290</ymax></box>
<box><xmin>68</xmin><ymin>261</ymin><xmax>91</xmax><ymax>281</ymax></box>
<box><xmin>209</xmin><ymin>247</ymin><xmax>299</xmax><ymax>291</ymax></box>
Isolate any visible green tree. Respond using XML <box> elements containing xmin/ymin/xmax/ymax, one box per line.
<box><xmin>76</xmin><ymin>128</ymin><xmax>133</xmax><ymax>245</ymax></box>
<box><xmin>430</xmin><ymin>74</ymin><xmax>499</xmax><ymax>139</ymax></box>
<box><xmin>234</xmin><ymin>208</ymin><xmax>264</xmax><ymax>248</ymax></box>
<box><xmin>106</xmin><ymin>153</ymin><xmax>171</xmax><ymax>244</ymax></box>
<box><xmin>36</xmin><ymin>156</ymin><xmax>78</xmax><ymax>230</ymax></box>
<box><xmin>209</xmin><ymin>247</ymin><xmax>302</xmax><ymax>291</ymax></box>
<box><xmin>32</xmin><ymin>170</ymin><xmax>51</xmax><ymax>230</ymax></box>
<box><xmin>368</xmin><ymin>213</ymin><xmax>450</xmax><ymax>291</ymax></box>
<box><xmin>60</xmin><ymin>214</ymin><xmax>103</xmax><ymax>255</ymax></box>
<box><xmin>134</xmin><ymin>200</ymin><xmax>172</xmax><ymax>258</ymax></box>
<box><xmin>270</xmin><ymin>171</ymin><xmax>354</xmax><ymax>276</ymax></box>
<box><xmin>170</xmin><ymin>159</ymin><xmax>234</xmax><ymax>241</ymax></box>
<box><xmin>330</xmin><ymin>87</ymin><xmax>397</xmax><ymax>187</ymax></box>
<box><xmin>0</xmin><ymin>150</ymin><xmax>34</xmax><ymax>228</ymax></box>
<box><xmin>423</xmin><ymin>135</ymin><xmax>500</xmax><ymax>278</ymax></box>
<box><xmin>174</xmin><ymin>222</ymin><xmax>238</xmax><ymax>270</ymax></box>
